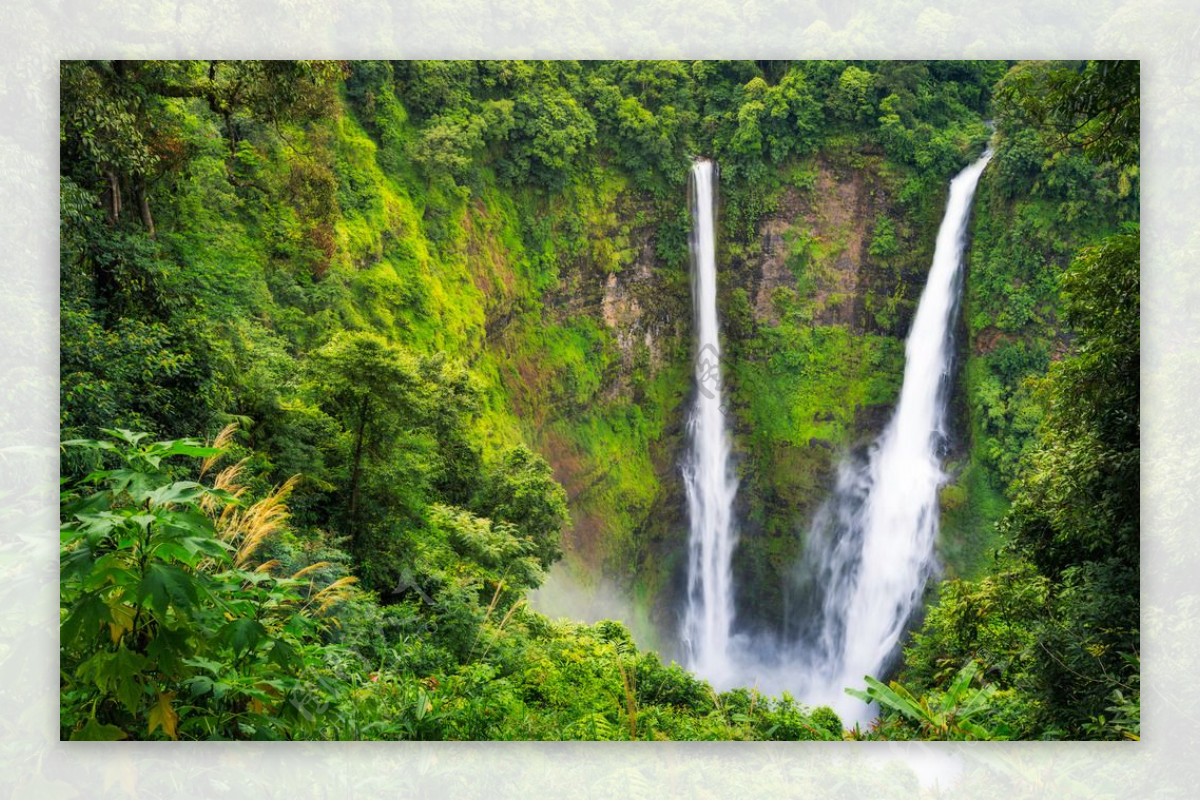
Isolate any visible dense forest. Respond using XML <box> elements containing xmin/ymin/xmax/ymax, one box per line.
<box><xmin>59</xmin><ymin>59</ymin><xmax>1138</xmax><ymax>741</ymax></box>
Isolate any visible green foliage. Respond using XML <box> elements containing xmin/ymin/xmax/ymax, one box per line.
<box><xmin>60</xmin><ymin>432</ymin><xmax>340</xmax><ymax>740</ymax></box>
<box><xmin>505</xmin><ymin>84</ymin><xmax>597</xmax><ymax>190</ymax></box>
<box><xmin>474</xmin><ymin>445</ymin><xmax>570</xmax><ymax>572</ymax></box>
<box><xmin>996</xmin><ymin>228</ymin><xmax>1139</xmax><ymax>737</ymax></box>
<box><xmin>989</xmin><ymin>72</ymin><xmax>1140</xmax><ymax>576</ymax></box>
<box><xmin>995</xmin><ymin>60</ymin><xmax>1138</xmax><ymax>167</ymax></box>
<box><xmin>732</xmin><ymin>322</ymin><xmax>904</xmax><ymax>448</ymax></box>
<box><xmin>830</xmin><ymin>66</ymin><xmax>875</xmax><ymax>125</ymax></box>
<box><xmin>850</xmin><ymin>662</ymin><xmax>1003</xmax><ymax>740</ymax></box>
<box><xmin>867</xmin><ymin>215</ymin><xmax>898</xmax><ymax>259</ymax></box>
<box><xmin>61</xmin><ymin>431</ymin><xmax>848</xmax><ymax>742</ymax></box>
<box><xmin>937</xmin><ymin>459</ymin><xmax>1009</xmax><ymax>579</ymax></box>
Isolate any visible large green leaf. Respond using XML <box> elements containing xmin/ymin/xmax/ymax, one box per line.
<box><xmin>61</xmin><ymin>437</ymin><xmax>120</xmax><ymax>453</ymax></box>
<box><xmin>220</xmin><ymin>618</ymin><xmax>268</xmax><ymax>655</ymax></box>
<box><xmin>111</xmin><ymin>646</ymin><xmax>149</xmax><ymax>711</ymax></box>
<box><xmin>154</xmin><ymin>440</ymin><xmax>220</xmax><ymax>459</ymax></box>
<box><xmin>60</xmin><ymin>541</ymin><xmax>96</xmax><ymax>582</ymax></box>
<box><xmin>75</xmin><ymin>645</ymin><xmax>147</xmax><ymax>712</ymax></box>
<box><xmin>267</xmin><ymin>638</ymin><xmax>299</xmax><ymax>669</ymax></box>
<box><xmin>143</xmin><ymin>481</ymin><xmax>207</xmax><ymax>507</ymax></box>
<box><xmin>98</xmin><ymin>428</ymin><xmax>151</xmax><ymax>446</ymax></box>
<box><xmin>83</xmin><ymin>552</ymin><xmax>139</xmax><ymax>592</ymax></box>
<box><xmin>138</xmin><ymin>562</ymin><xmax>200</xmax><ymax>614</ymax></box>
<box><xmin>847</xmin><ymin>675</ymin><xmax>927</xmax><ymax>724</ymax></box>
<box><xmin>61</xmin><ymin>592</ymin><xmax>108</xmax><ymax>646</ymax></box>
<box><xmin>145</xmin><ymin>623</ymin><xmax>194</xmax><ymax>675</ymax></box>
<box><xmin>69</xmin><ymin>718</ymin><xmax>128</xmax><ymax>741</ymax></box>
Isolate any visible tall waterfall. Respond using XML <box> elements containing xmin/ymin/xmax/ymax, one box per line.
<box><xmin>790</xmin><ymin>149</ymin><xmax>994</xmax><ymax>718</ymax></box>
<box><xmin>681</xmin><ymin>159</ymin><xmax>739</xmax><ymax>684</ymax></box>
<box><xmin>676</xmin><ymin>151</ymin><xmax>992</xmax><ymax>720</ymax></box>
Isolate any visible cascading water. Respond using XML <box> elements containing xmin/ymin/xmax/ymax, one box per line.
<box><xmin>681</xmin><ymin>159</ymin><xmax>739</xmax><ymax>684</ymax></box>
<box><xmin>789</xmin><ymin>149</ymin><xmax>994</xmax><ymax>720</ymax></box>
<box><xmin>676</xmin><ymin>150</ymin><xmax>992</xmax><ymax>721</ymax></box>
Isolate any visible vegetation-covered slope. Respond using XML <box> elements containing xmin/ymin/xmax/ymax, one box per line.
<box><xmin>890</xmin><ymin>61</ymin><xmax>1140</xmax><ymax>741</ymax></box>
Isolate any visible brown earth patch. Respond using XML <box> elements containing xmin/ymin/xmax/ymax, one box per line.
<box><xmin>975</xmin><ymin>325</ymin><xmax>1012</xmax><ymax>355</ymax></box>
<box><xmin>747</xmin><ymin>160</ymin><xmax>882</xmax><ymax>331</ymax></box>
<box><xmin>537</xmin><ymin>428</ymin><xmax>604</xmax><ymax>563</ymax></box>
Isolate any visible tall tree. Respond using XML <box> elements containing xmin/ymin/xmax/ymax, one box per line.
<box><xmin>307</xmin><ymin>332</ymin><xmax>426</xmax><ymax>549</ymax></box>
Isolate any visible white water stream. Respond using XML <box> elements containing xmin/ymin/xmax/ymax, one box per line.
<box><xmin>680</xmin><ymin>160</ymin><xmax>739</xmax><ymax>684</ymax></box>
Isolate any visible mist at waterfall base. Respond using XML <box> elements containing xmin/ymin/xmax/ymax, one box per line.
<box><xmin>681</xmin><ymin>152</ymin><xmax>993</xmax><ymax>724</ymax></box>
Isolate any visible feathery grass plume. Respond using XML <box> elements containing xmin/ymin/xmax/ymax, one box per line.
<box><xmin>313</xmin><ymin>576</ymin><xmax>358</xmax><ymax>615</ymax></box>
<box><xmin>478</xmin><ymin>598</ymin><xmax>527</xmax><ymax>661</ymax></box>
<box><xmin>202</xmin><ymin>459</ymin><xmax>248</xmax><ymax>516</ymax></box>
<box><xmin>255</xmin><ymin>559</ymin><xmax>281</xmax><ymax>574</ymax></box>
<box><xmin>477</xmin><ymin>599</ymin><xmax>525</xmax><ymax>661</ymax></box>
<box><xmin>482</xmin><ymin>579</ymin><xmax>505</xmax><ymax>622</ymax></box>
<box><xmin>200</xmin><ymin>423</ymin><xmax>239</xmax><ymax>478</ymax></box>
<box><xmin>234</xmin><ymin>475</ymin><xmax>300</xmax><ymax>568</ymax></box>
<box><xmin>467</xmin><ymin>580</ymin><xmax>507</xmax><ymax>660</ymax></box>
<box><xmin>495</xmin><ymin>597</ymin><xmax>524</xmax><ymax>632</ymax></box>
<box><xmin>291</xmin><ymin>561</ymin><xmax>333</xmax><ymax>581</ymax></box>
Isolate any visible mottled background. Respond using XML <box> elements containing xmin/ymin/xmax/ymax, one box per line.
<box><xmin>1</xmin><ymin>0</ymin><xmax>1190</xmax><ymax>796</ymax></box>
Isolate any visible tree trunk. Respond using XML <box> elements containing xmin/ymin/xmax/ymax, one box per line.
<box><xmin>136</xmin><ymin>178</ymin><xmax>155</xmax><ymax>238</ymax></box>
<box><xmin>347</xmin><ymin>395</ymin><xmax>370</xmax><ymax>547</ymax></box>
<box><xmin>105</xmin><ymin>171</ymin><xmax>121</xmax><ymax>223</ymax></box>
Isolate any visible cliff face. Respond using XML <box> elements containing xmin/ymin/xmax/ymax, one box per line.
<box><xmin>715</xmin><ymin>152</ymin><xmax>939</xmax><ymax>634</ymax></box>
<box><xmin>749</xmin><ymin>162</ymin><xmax>874</xmax><ymax>330</ymax></box>
<box><xmin>466</xmin><ymin>179</ymin><xmax>691</xmax><ymax>617</ymax></box>
<box><xmin>480</xmin><ymin>149</ymin><xmax>950</xmax><ymax>647</ymax></box>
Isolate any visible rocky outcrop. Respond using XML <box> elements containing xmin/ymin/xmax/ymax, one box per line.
<box><xmin>735</xmin><ymin>156</ymin><xmax>930</xmax><ymax>339</ymax></box>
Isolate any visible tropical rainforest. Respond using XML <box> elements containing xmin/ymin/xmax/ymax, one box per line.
<box><xmin>59</xmin><ymin>59</ymin><xmax>1138</xmax><ymax>741</ymax></box>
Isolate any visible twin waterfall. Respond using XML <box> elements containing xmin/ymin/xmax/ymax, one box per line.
<box><xmin>681</xmin><ymin>152</ymin><xmax>993</xmax><ymax>720</ymax></box>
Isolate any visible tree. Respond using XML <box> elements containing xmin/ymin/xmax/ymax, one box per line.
<box><xmin>418</xmin><ymin>354</ymin><xmax>483</xmax><ymax>506</ymax></box>
<box><xmin>407</xmin><ymin>110</ymin><xmax>487</xmax><ymax>187</ymax></box>
<box><xmin>830</xmin><ymin>65</ymin><xmax>875</xmax><ymax>125</ymax></box>
<box><xmin>60</xmin><ymin>61</ymin><xmax>160</xmax><ymax>230</ymax></box>
<box><xmin>505</xmin><ymin>83</ymin><xmax>597</xmax><ymax>189</ymax></box>
<box><xmin>995</xmin><ymin>60</ymin><xmax>1138</xmax><ymax>168</ymax></box>
<box><xmin>473</xmin><ymin>445</ymin><xmax>569</xmax><ymax>571</ymax></box>
<box><xmin>307</xmin><ymin>332</ymin><xmax>425</xmax><ymax>548</ymax></box>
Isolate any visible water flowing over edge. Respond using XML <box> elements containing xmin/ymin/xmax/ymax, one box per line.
<box><xmin>681</xmin><ymin>150</ymin><xmax>993</xmax><ymax>723</ymax></box>
<box><xmin>681</xmin><ymin>159</ymin><xmax>740</xmax><ymax>685</ymax></box>
<box><xmin>797</xmin><ymin>149</ymin><xmax>994</xmax><ymax>721</ymax></box>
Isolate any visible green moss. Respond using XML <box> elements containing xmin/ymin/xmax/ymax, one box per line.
<box><xmin>732</xmin><ymin>324</ymin><xmax>904</xmax><ymax>448</ymax></box>
<box><xmin>938</xmin><ymin>459</ymin><xmax>1007</xmax><ymax>580</ymax></box>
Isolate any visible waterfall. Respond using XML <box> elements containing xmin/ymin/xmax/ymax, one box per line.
<box><xmin>791</xmin><ymin>149</ymin><xmax>994</xmax><ymax>719</ymax></box>
<box><xmin>681</xmin><ymin>159</ymin><xmax>739</xmax><ymax>684</ymax></box>
<box><xmin>675</xmin><ymin>151</ymin><xmax>992</xmax><ymax>721</ymax></box>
